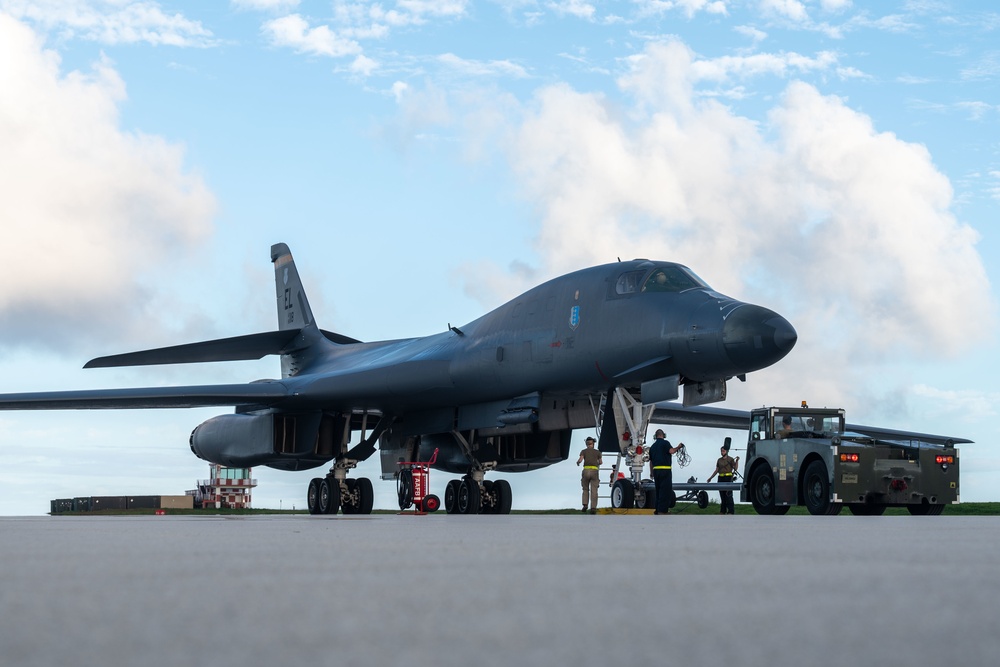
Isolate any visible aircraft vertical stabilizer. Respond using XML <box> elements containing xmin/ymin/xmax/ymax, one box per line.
<box><xmin>271</xmin><ymin>243</ymin><xmax>314</xmax><ymax>331</ymax></box>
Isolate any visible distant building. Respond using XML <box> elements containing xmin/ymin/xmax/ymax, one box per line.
<box><xmin>188</xmin><ymin>464</ymin><xmax>257</xmax><ymax>509</ymax></box>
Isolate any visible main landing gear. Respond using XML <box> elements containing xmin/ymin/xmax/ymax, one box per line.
<box><xmin>437</xmin><ymin>430</ymin><xmax>512</xmax><ymax>515</ymax></box>
<box><xmin>307</xmin><ymin>468</ymin><xmax>375</xmax><ymax>515</ymax></box>
<box><xmin>442</xmin><ymin>475</ymin><xmax>513</xmax><ymax>514</ymax></box>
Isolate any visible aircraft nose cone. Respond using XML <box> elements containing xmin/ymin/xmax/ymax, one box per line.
<box><xmin>722</xmin><ymin>304</ymin><xmax>797</xmax><ymax>372</ymax></box>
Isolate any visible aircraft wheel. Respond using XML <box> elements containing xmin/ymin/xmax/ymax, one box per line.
<box><xmin>749</xmin><ymin>465</ymin><xmax>777</xmax><ymax>515</ymax></box>
<box><xmin>802</xmin><ymin>460</ymin><xmax>838</xmax><ymax>515</ymax></box>
<box><xmin>307</xmin><ymin>478</ymin><xmax>323</xmax><ymax>515</ymax></box>
<box><xmin>611</xmin><ymin>478</ymin><xmax>635</xmax><ymax>509</ymax></box>
<box><xmin>356</xmin><ymin>477</ymin><xmax>374</xmax><ymax>514</ymax></box>
<box><xmin>318</xmin><ymin>477</ymin><xmax>340</xmax><ymax>515</ymax></box>
<box><xmin>342</xmin><ymin>478</ymin><xmax>358</xmax><ymax>514</ymax></box>
<box><xmin>482</xmin><ymin>480</ymin><xmax>496</xmax><ymax>514</ymax></box>
<box><xmin>634</xmin><ymin>486</ymin><xmax>648</xmax><ymax>509</ymax></box>
<box><xmin>397</xmin><ymin>469</ymin><xmax>414</xmax><ymax>510</ymax></box>
<box><xmin>493</xmin><ymin>479</ymin><xmax>513</xmax><ymax>515</ymax></box>
<box><xmin>697</xmin><ymin>490</ymin><xmax>709</xmax><ymax>509</ymax></box>
<box><xmin>444</xmin><ymin>479</ymin><xmax>460</xmax><ymax>514</ymax></box>
<box><xmin>458</xmin><ymin>478</ymin><xmax>481</xmax><ymax>514</ymax></box>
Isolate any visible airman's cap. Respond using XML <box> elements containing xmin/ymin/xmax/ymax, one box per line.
<box><xmin>654</xmin><ymin>429</ymin><xmax>665</xmax><ymax>438</ymax></box>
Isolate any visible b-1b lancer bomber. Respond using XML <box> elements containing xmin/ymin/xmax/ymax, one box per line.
<box><xmin>0</xmin><ymin>244</ymin><xmax>797</xmax><ymax>514</ymax></box>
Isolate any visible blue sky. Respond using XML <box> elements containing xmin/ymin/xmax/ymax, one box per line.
<box><xmin>0</xmin><ymin>0</ymin><xmax>997</xmax><ymax>514</ymax></box>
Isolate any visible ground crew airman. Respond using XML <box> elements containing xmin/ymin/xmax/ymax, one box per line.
<box><xmin>707</xmin><ymin>442</ymin><xmax>739</xmax><ymax>514</ymax></box>
<box><xmin>648</xmin><ymin>429</ymin><xmax>683</xmax><ymax>515</ymax></box>
<box><xmin>577</xmin><ymin>436</ymin><xmax>602</xmax><ymax>514</ymax></box>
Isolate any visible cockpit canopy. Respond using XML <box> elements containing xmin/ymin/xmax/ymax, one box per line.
<box><xmin>613</xmin><ymin>264</ymin><xmax>708</xmax><ymax>297</ymax></box>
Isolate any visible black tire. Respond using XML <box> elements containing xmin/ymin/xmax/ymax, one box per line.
<box><xmin>319</xmin><ymin>477</ymin><xmax>340</xmax><ymax>515</ymax></box>
<box><xmin>458</xmin><ymin>478</ymin><xmax>481</xmax><ymax>514</ymax></box>
<box><xmin>493</xmin><ymin>479</ymin><xmax>513</xmax><ymax>515</ymax></box>
<box><xmin>422</xmin><ymin>494</ymin><xmax>441</xmax><ymax>512</ymax></box>
<box><xmin>697</xmin><ymin>490</ymin><xmax>709</xmax><ymax>509</ymax></box>
<box><xmin>356</xmin><ymin>477</ymin><xmax>374</xmax><ymax>514</ymax></box>
<box><xmin>848</xmin><ymin>503</ymin><xmax>886</xmax><ymax>516</ymax></box>
<box><xmin>307</xmin><ymin>478</ymin><xmax>323</xmax><ymax>515</ymax></box>
<box><xmin>444</xmin><ymin>479</ymin><xmax>460</xmax><ymax>514</ymax></box>
<box><xmin>397</xmin><ymin>469</ymin><xmax>413</xmax><ymax>510</ymax></box>
<box><xmin>482</xmin><ymin>480</ymin><xmax>496</xmax><ymax>514</ymax></box>
<box><xmin>634</xmin><ymin>485</ymin><xmax>649</xmax><ymax>509</ymax></box>
<box><xmin>749</xmin><ymin>465</ymin><xmax>777</xmax><ymax>515</ymax></box>
<box><xmin>802</xmin><ymin>460</ymin><xmax>839</xmax><ymax>516</ymax></box>
<box><xmin>611</xmin><ymin>478</ymin><xmax>635</xmax><ymax>509</ymax></box>
<box><xmin>908</xmin><ymin>502</ymin><xmax>945</xmax><ymax>516</ymax></box>
<box><xmin>342</xmin><ymin>478</ymin><xmax>358</xmax><ymax>514</ymax></box>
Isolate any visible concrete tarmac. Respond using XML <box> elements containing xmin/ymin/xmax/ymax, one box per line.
<box><xmin>1</xmin><ymin>513</ymin><xmax>998</xmax><ymax>667</ymax></box>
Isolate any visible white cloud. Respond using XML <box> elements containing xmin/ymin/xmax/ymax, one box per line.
<box><xmin>989</xmin><ymin>171</ymin><xmax>1000</xmax><ymax>201</ymax></box>
<box><xmin>350</xmin><ymin>53</ymin><xmax>379</xmax><ymax>77</ymax></box>
<box><xmin>262</xmin><ymin>13</ymin><xmax>361</xmax><ymax>57</ymax></box>
<box><xmin>634</xmin><ymin>1</ymin><xmax>729</xmax><ymax>19</ymax></box>
<box><xmin>491</xmin><ymin>39</ymin><xmax>993</xmax><ymax>381</ymax></box>
<box><xmin>0</xmin><ymin>0</ymin><xmax>216</xmax><ymax>47</ymax></box>
<box><xmin>759</xmin><ymin>0</ymin><xmax>809</xmax><ymax>22</ymax></box>
<box><xmin>0</xmin><ymin>15</ymin><xmax>215</xmax><ymax>351</ymax></box>
<box><xmin>547</xmin><ymin>0</ymin><xmax>595</xmax><ymax>20</ymax></box>
<box><xmin>734</xmin><ymin>24</ymin><xmax>768</xmax><ymax>46</ymax></box>
<box><xmin>911</xmin><ymin>384</ymin><xmax>1000</xmax><ymax>421</ymax></box>
<box><xmin>437</xmin><ymin>53</ymin><xmax>529</xmax><ymax>78</ymax></box>
<box><xmin>820</xmin><ymin>0</ymin><xmax>852</xmax><ymax>11</ymax></box>
<box><xmin>231</xmin><ymin>0</ymin><xmax>299</xmax><ymax>11</ymax></box>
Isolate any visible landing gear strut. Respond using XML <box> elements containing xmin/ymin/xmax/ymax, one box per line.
<box><xmin>444</xmin><ymin>472</ymin><xmax>513</xmax><ymax>515</ymax></box>
<box><xmin>307</xmin><ymin>470</ymin><xmax>374</xmax><ymax>515</ymax></box>
<box><xmin>598</xmin><ymin>389</ymin><xmax>655</xmax><ymax>510</ymax></box>
<box><xmin>307</xmin><ymin>412</ymin><xmax>390</xmax><ymax>515</ymax></box>
<box><xmin>441</xmin><ymin>431</ymin><xmax>513</xmax><ymax>515</ymax></box>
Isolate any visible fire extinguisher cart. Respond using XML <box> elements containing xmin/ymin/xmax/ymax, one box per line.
<box><xmin>397</xmin><ymin>448</ymin><xmax>441</xmax><ymax>514</ymax></box>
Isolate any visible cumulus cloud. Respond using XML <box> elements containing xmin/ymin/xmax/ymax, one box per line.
<box><xmin>759</xmin><ymin>0</ymin><xmax>809</xmax><ymax>22</ymax></box>
<box><xmin>262</xmin><ymin>13</ymin><xmax>361</xmax><ymax>57</ymax></box>
<box><xmin>0</xmin><ymin>15</ymin><xmax>215</xmax><ymax>351</ymax></box>
<box><xmin>453</xmin><ymin>39</ymin><xmax>993</xmax><ymax>408</ymax></box>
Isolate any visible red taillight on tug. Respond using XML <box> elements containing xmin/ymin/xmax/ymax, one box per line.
<box><xmin>936</xmin><ymin>455</ymin><xmax>955</xmax><ymax>465</ymax></box>
<box><xmin>839</xmin><ymin>453</ymin><xmax>860</xmax><ymax>463</ymax></box>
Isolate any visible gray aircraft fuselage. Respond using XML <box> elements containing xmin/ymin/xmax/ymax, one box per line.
<box><xmin>0</xmin><ymin>246</ymin><xmax>796</xmax><ymax>483</ymax></box>
<box><xmin>290</xmin><ymin>260</ymin><xmax>794</xmax><ymax>414</ymax></box>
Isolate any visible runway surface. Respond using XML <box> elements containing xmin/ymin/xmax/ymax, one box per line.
<box><xmin>2</xmin><ymin>513</ymin><xmax>997</xmax><ymax>667</ymax></box>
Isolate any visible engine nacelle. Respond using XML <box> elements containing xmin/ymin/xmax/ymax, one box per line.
<box><xmin>189</xmin><ymin>412</ymin><xmax>334</xmax><ymax>471</ymax></box>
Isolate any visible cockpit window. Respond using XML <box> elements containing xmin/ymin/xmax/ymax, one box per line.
<box><xmin>642</xmin><ymin>266</ymin><xmax>705</xmax><ymax>293</ymax></box>
<box><xmin>615</xmin><ymin>271</ymin><xmax>645</xmax><ymax>295</ymax></box>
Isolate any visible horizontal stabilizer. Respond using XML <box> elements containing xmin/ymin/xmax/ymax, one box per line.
<box><xmin>0</xmin><ymin>382</ymin><xmax>290</xmax><ymax>410</ymax></box>
<box><xmin>84</xmin><ymin>329</ymin><xmax>362</xmax><ymax>369</ymax></box>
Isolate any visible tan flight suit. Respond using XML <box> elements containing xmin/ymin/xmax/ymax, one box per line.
<box><xmin>715</xmin><ymin>454</ymin><xmax>737</xmax><ymax>514</ymax></box>
<box><xmin>580</xmin><ymin>448</ymin><xmax>602</xmax><ymax>511</ymax></box>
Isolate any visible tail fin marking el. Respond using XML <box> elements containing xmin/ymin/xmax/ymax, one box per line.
<box><xmin>271</xmin><ymin>243</ymin><xmax>314</xmax><ymax>331</ymax></box>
